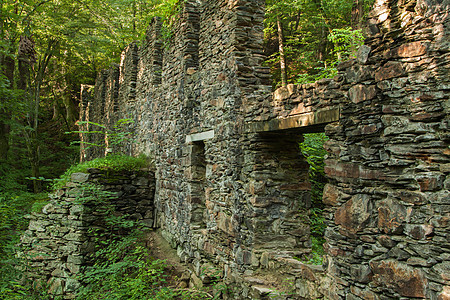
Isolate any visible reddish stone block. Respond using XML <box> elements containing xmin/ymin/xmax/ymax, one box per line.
<box><xmin>323</xmin><ymin>139</ymin><xmax>341</xmax><ymax>156</ymax></box>
<box><xmin>377</xmin><ymin>235</ymin><xmax>396</xmax><ymax>248</ymax></box>
<box><xmin>405</xmin><ymin>224</ymin><xmax>433</xmax><ymax>240</ymax></box>
<box><xmin>370</xmin><ymin>260</ymin><xmax>427</xmax><ymax>298</ymax></box>
<box><xmin>385</xmin><ymin>41</ymin><xmax>427</xmax><ymax>58</ymax></box>
<box><xmin>217</xmin><ymin>212</ymin><xmax>235</xmax><ymax>237</ymax></box>
<box><xmin>416</xmin><ymin>172</ymin><xmax>444</xmax><ymax>191</ymax></box>
<box><xmin>410</xmin><ymin>112</ymin><xmax>445</xmax><ymax>122</ymax></box>
<box><xmin>375</xmin><ymin>61</ymin><xmax>405</xmax><ymax>82</ymax></box>
<box><xmin>348</xmin><ymin>84</ymin><xmax>377</xmax><ymax>103</ymax></box>
<box><xmin>280</xmin><ymin>182</ymin><xmax>311</xmax><ymax>191</ymax></box>
<box><xmin>300</xmin><ymin>263</ymin><xmax>317</xmax><ymax>281</ymax></box>
<box><xmin>325</xmin><ymin>160</ymin><xmax>386</xmax><ymax>180</ymax></box>
<box><xmin>438</xmin><ymin>285</ymin><xmax>450</xmax><ymax>300</ymax></box>
<box><xmin>325</xmin><ymin>243</ymin><xmax>347</xmax><ymax>257</ymax></box>
<box><xmin>322</xmin><ymin>184</ymin><xmax>339</xmax><ymax>206</ymax></box>
<box><xmin>335</xmin><ymin>194</ymin><xmax>372</xmax><ymax>234</ymax></box>
<box><xmin>377</xmin><ymin>198</ymin><xmax>410</xmax><ymax>234</ymax></box>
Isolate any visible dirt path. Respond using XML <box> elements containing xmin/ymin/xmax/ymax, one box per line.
<box><xmin>145</xmin><ymin>229</ymin><xmax>191</xmax><ymax>288</ymax></box>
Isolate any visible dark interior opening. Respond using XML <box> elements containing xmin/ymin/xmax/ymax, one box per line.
<box><xmin>190</xmin><ymin>141</ymin><xmax>206</xmax><ymax>230</ymax></box>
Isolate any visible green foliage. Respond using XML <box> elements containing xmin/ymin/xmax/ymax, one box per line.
<box><xmin>54</xmin><ymin>154</ymin><xmax>152</xmax><ymax>189</ymax></box>
<box><xmin>328</xmin><ymin>27</ymin><xmax>364</xmax><ymax>62</ymax></box>
<box><xmin>77</xmin><ymin>231</ymin><xmax>165</xmax><ymax>299</ymax></box>
<box><xmin>264</xmin><ymin>0</ymin><xmax>374</xmax><ymax>87</ymax></box>
<box><xmin>303</xmin><ymin>236</ymin><xmax>326</xmax><ymax>265</ymax></box>
<box><xmin>300</xmin><ymin>133</ymin><xmax>328</xmax><ymax>207</ymax></box>
<box><xmin>73</xmin><ymin>118</ymin><xmax>135</xmax><ymax>154</ymax></box>
<box><xmin>296</xmin><ymin>63</ymin><xmax>337</xmax><ymax>84</ymax></box>
<box><xmin>78</xmin><ymin>231</ymin><xmax>211</xmax><ymax>299</ymax></box>
<box><xmin>75</xmin><ymin>182</ymin><xmax>209</xmax><ymax>300</ymax></box>
<box><xmin>0</xmin><ymin>74</ymin><xmax>23</xmax><ymax>121</ymax></box>
<box><xmin>0</xmin><ymin>191</ymin><xmax>51</xmax><ymax>299</ymax></box>
<box><xmin>300</xmin><ymin>133</ymin><xmax>328</xmax><ymax>265</ymax></box>
<box><xmin>0</xmin><ymin>192</ymin><xmax>48</xmax><ymax>256</ymax></box>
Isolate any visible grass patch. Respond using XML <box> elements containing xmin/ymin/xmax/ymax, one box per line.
<box><xmin>53</xmin><ymin>154</ymin><xmax>153</xmax><ymax>189</ymax></box>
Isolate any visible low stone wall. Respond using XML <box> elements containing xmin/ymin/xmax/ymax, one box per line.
<box><xmin>20</xmin><ymin>168</ymin><xmax>155</xmax><ymax>299</ymax></box>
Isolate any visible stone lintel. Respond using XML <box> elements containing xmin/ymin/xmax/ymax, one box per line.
<box><xmin>244</xmin><ymin>107</ymin><xmax>340</xmax><ymax>133</ymax></box>
<box><xmin>185</xmin><ymin>130</ymin><xmax>215</xmax><ymax>143</ymax></box>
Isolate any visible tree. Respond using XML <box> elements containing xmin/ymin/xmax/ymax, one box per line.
<box><xmin>0</xmin><ymin>0</ymin><xmax>181</xmax><ymax>194</ymax></box>
<box><xmin>264</xmin><ymin>0</ymin><xmax>371</xmax><ymax>87</ymax></box>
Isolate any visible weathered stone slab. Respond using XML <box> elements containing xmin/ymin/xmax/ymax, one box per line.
<box><xmin>244</xmin><ymin>107</ymin><xmax>340</xmax><ymax>133</ymax></box>
<box><xmin>185</xmin><ymin>130</ymin><xmax>214</xmax><ymax>143</ymax></box>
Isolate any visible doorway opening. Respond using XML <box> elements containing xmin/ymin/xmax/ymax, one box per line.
<box><xmin>189</xmin><ymin>140</ymin><xmax>207</xmax><ymax>230</ymax></box>
<box><xmin>248</xmin><ymin>128</ymin><xmax>329</xmax><ymax>263</ymax></box>
<box><xmin>299</xmin><ymin>132</ymin><xmax>328</xmax><ymax>264</ymax></box>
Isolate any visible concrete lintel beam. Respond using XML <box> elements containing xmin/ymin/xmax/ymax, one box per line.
<box><xmin>244</xmin><ymin>107</ymin><xmax>340</xmax><ymax>133</ymax></box>
<box><xmin>185</xmin><ymin>130</ymin><xmax>215</xmax><ymax>143</ymax></box>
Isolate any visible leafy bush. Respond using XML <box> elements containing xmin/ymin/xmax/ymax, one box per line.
<box><xmin>328</xmin><ymin>27</ymin><xmax>365</xmax><ymax>62</ymax></box>
<box><xmin>74</xmin><ymin>118</ymin><xmax>135</xmax><ymax>154</ymax></box>
<box><xmin>300</xmin><ymin>133</ymin><xmax>328</xmax><ymax>209</ymax></box>
<box><xmin>295</xmin><ymin>28</ymin><xmax>364</xmax><ymax>85</ymax></box>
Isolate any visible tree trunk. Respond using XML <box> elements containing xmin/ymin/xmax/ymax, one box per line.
<box><xmin>63</xmin><ymin>93</ymin><xmax>78</xmax><ymax>127</ymax></box>
<box><xmin>277</xmin><ymin>15</ymin><xmax>287</xmax><ymax>87</ymax></box>
<box><xmin>18</xmin><ymin>35</ymin><xmax>41</xmax><ymax>192</ymax></box>
<box><xmin>352</xmin><ymin>0</ymin><xmax>365</xmax><ymax>29</ymax></box>
<box><xmin>0</xmin><ymin>123</ymin><xmax>10</xmax><ymax>161</ymax></box>
<box><xmin>29</xmin><ymin>134</ymin><xmax>41</xmax><ymax>193</ymax></box>
<box><xmin>0</xmin><ymin>55</ymin><xmax>15</xmax><ymax>161</ymax></box>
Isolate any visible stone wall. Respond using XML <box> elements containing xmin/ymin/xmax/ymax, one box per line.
<box><xmin>21</xmin><ymin>169</ymin><xmax>155</xmax><ymax>299</ymax></box>
<box><xmin>77</xmin><ymin>0</ymin><xmax>450</xmax><ymax>299</ymax></box>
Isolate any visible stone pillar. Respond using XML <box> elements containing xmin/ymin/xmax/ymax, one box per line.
<box><xmin>79</xmin><ymin>84</ymin><xmax>93</xmax><ymax>162</ymax></box>
<box><xmin>139</xmin><ymin>17</ymin><xmax>163</xmax><ymax>86</ymax></box>
<box><xmin>103</xmin><ymin>64</ymin><xmax>120</xmax><ymax>155</ymax></box>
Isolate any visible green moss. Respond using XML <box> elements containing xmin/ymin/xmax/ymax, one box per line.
<box><xmin>53</xmin><ymin>154</ymin><xmax>153</xmax><ymax>190</ymax></box>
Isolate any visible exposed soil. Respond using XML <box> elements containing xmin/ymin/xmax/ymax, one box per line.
<box><xmin>144</xmin><ymin>229</ymin><xmax>192</xmax><ymax>289</ymax></box>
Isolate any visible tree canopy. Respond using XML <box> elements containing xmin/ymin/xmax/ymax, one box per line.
<box><xmin>0</xmin><ymin>0</ymin><xmax>179</xmax><ymax>193</ymax></box>
<box><xmin>265</xmin><ymin>0</ymin><xmax>372</xmax><ymax>87</ymax></box>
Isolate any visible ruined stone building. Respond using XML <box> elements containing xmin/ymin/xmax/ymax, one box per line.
<box><xmin>23</xmin><ymin>0</ymin><xmax>449</xmax><ymax>298</ymax></box>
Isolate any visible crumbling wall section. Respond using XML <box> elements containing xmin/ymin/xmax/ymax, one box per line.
<box><xmin>20</xmin><ymin>169</ymin><xmax>155</xmax><ymax>299</ymax></box>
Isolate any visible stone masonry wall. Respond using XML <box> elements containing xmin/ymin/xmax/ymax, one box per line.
<box><xmin>20</xmin><ymin>169</ymin><xmax>155</xmax><ymax>299</ymax></box>
<box><xmin>77</xmin><ymin>0</ymin><xmax>450</xmax><ymax>299</ymax></box>
<box><xmin>243</xmin><ymin>1</ymin><xmax>450</xmax><ymax>299</ymax></box>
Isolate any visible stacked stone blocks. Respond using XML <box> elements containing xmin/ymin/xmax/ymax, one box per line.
<box><xmin>21</xmin><ymin>169</ymin><xmax>155</xmax><ymax>298</ymax></box>
<box><xmin>60</xmin><ymin>0</ymin><xmax>450</xmax><ymax>298</ymax></box>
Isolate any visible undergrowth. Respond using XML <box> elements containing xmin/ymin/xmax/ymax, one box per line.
<box><xmin>0</xmin><ymin>154</ymin><xmax>155</xmax><ymax>299</ymax></box>
<box><xmin>75</xmin><ymin>183</ymin><xmax>210</xmax><ymax>300</ymax></box>
<box><xmin>77</xmin><ymin>229</ymin><xmax>211</xmax><ymax>300</ymax></box>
